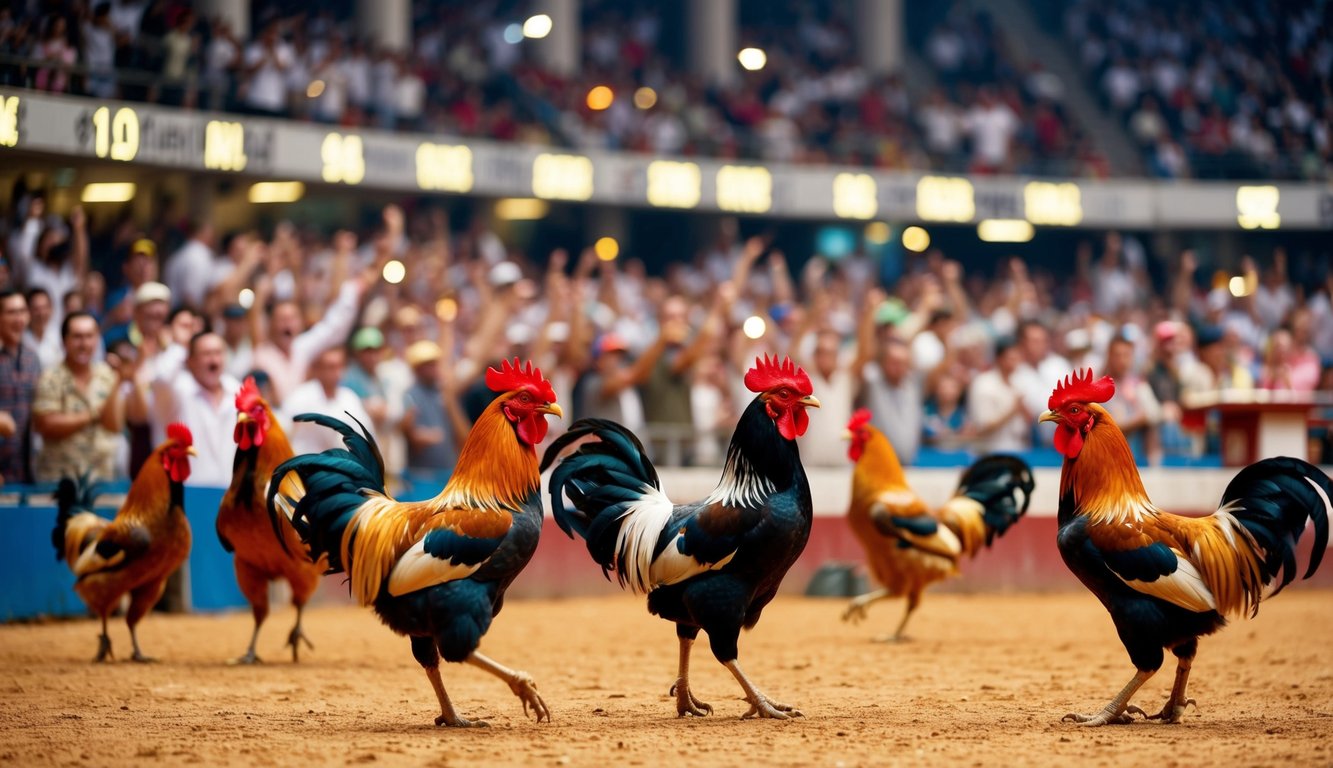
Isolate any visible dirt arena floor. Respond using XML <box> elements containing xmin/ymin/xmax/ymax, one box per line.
<box><xmin>1</xmin><ymin>591</ymin><xmax>1330</xmax><ymax>767</ymax></box>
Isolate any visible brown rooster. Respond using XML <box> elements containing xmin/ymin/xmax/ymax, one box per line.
<box><xmin>51</xmin><ymin>424</ymin><xmax>196</xmax><ymax>662</ymax></box>
<box><xmin>218</xmin><ymin>376</ymin><xmax>321</xmax><ymax>664</ymax></box>
<box><xmin>841</xmin><ymin>409</ymin><xmax>1034</xmax><ymax>641</ymax></box>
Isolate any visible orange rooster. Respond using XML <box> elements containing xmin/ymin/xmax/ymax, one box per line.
<box><xmin>841</xmin><ymin>409</ymin><xmax>1034</xmax><ymax>640</ymax></box>
<box><xmin>51</xmin><ymin>424</ymin><xmax>196</xmax><ymax>662</ymax></box>
<box><xmin>217</xmin><ymin>376</ymin><xmax>322</xmax><ymax>664</ymax></box>
<box><xmin>268</xmin><ymin>359</ymin><xmax>560</xmax><ymax>727</ymax></box>
<box><xmin>1043</xmin><ymin>370</ymin><xmax>1331</xmax><ymax>725</ymax></box>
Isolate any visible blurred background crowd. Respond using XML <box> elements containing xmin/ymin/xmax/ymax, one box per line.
<box><xmin>1</xmin><ymin>0</ymin><xmax>1328</xmax><ymax>179</ymax></box>
<box><xmin>2</xmin><ymin>193</ymin><xmax>1331</xmax><ymax>490</ymax></box>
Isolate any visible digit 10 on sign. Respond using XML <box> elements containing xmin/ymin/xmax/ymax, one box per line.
<box><xmin>92</xmin><ymin>106</ymin><xmax>139</xmax><ymax>161</ymax></box>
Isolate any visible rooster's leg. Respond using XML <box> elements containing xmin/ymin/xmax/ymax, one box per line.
<box><xmin>670</xmin><ymin>625</ymin><xmax>713</xmax><ymax>717</ymax></box>
<box><xmin>723</xmin><ymin>660</ymin><xmax>802</xmax><ymax>720</ymax></box>
<box><xmin>413</xmin><ymin>637</ymin><xmax>485</xmax><ymax>727</ymax></box>
<box><xmin>93</xmin><ymin>614</ymin><xmax>113</xmax><ymax>663</ymax></box>
<box><xmin>1136</xmin><ymin>641</ymin><xmax>1198</xmax><ymax>724</ymax></box>
<box><xmin>841</xmin><ymin>588</ymin><xmax>889</xmax><ymax>624</ymax></box>
<box><xmin>230</xmin><ymin>561</ymin><xmax>269</xmax><ymax>664</ymax></box>
<box><xmin>880</xmin><ymin>590</ymin><xmax>922</xmax><ymax>643</ymax></box>
<box><xmin>286</xmin><ymin>604</ymin><xmax>315</xmax><ymax>663</ymax></box>
<box><xmin>1062</xmin><ymin>669</ymin><xmax>1155</xmax><ymax>726</ymax></box>
<box><xmin>126</xmin><ymin>582</ymin><xmax>165</xmax><ymax>663</ymax></box>
<box><xmin>467</xmin><ymin>651</ymin><xmax>550</xmax><ymax>723</ymax></box>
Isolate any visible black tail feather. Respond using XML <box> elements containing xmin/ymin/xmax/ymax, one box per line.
<box><xmin>1220</xmin><ymin>457</ymin><xmax>1331</xmax><ymax>605</ymax></box>
<box><xmin>51</xmin><ymin>473</ymin><xmax>99</xmax><ymax>561</ymax></box>
<box><xmin>956</xmin><ymin>454</ymin><xmax>1035</xmax><ymax>545</ymax></box>
<box><xmin>266</xmin><ymin>412</ymin><xmax>387</xmax><ymax>573</ymax></box>
<box><xmin>541</xmin><ymin>418</ymin><xmax>661</xmax><ymax>569</ymax></box>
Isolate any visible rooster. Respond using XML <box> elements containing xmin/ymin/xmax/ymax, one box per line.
<box><xmin>267</xmin><ymin>359</ymin><xmax>560</xmax><ymax>727</ymax></box>
<box><xmin>217</xmin><ymin>376</ymin><xmax>323</xmax><ymax>664</ymax></box>
<box><xmin>51</xmin><ymin>424</ymin><xmax>196</xmax><ymax>662</ymax></box>
<box><xmin>1042</xmin><ymin>370</ymin><xmax>1331</xmax><ymax>726</ymax></box>
<box><xmin>541</xmin><ymin>355</ymin><xmax>821</xmax><ymax>719</ymax></box>
<box><xmin>840</xmin><ymin>409</ymin><xmax>1034</xmax><ymax>640</ymax></box>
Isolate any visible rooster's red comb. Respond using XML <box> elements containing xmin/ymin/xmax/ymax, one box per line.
<box><xmin>744</xmin><ymin>355</ymin><xmax>813</xmax><ymax>396</ymax></box>
<box><xmin>847</xmin><ymin>408</ymin><xmax>872</xmax><ymax>431</ymax></box>
<box><xmin>1048</xmin><ymin>369</ymin><xmax>1116</xmax><ymax>410</ymax></box>
<box><xmin>486</xmin><ymin>358</ymin><xmax>556</xmax><ymax>402</ymax></box>
<box><xmin>235</xmin><ymin>376</ymin><xmax>263</xmax><ymax>412</ymax></box>
<box><xmin>166</xmin><ymin>422</ymin><xmax>194</xmax><ymax>447</ymax></box>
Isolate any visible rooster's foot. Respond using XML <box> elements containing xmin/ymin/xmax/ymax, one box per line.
<box><xmin>741</xmin><ymin>696</ymin><xmax>803</xmax><ymax>720</ymax></box>
<box><xmin>1062</xmin><ymin>708</ymin><xmax>1141</xmax><ymax>726</ymax></box>
<box><xmin>287</xmin><ymin>625</ymin><xmax>314</xmax><ymax>663</ymax></box>
<box><xmin>871</xmin><ymin>633</ymin><xmax>907</xmax><ymax>644</ymax></box>
<box><xmin>434</xmin><ymin>713</ymin><xmax>489</xmax><ymax>728</ymax></box>
<box><xmin>130</xmin><ymin>651</ymin><xmax>157</xmax><ymax>663</ymax></box>
<box><xmin>505</xmin><ymin>671</ymin><xmax>550</xmax><ymax>723</ymax></box>
<box><xmin>670</xmin><ymin>680</ymin><xmax>713</xmax><ymax>717</ymax></box>
<box><xmin>1131</xmin><ymin>698</ymin><xmax>1197</xmax><ymax>724</ymax></box>
<box><xmin>93</xmin><ymin>634</ymin><xmax>113</xmax><ymax>663</ymax></box>
<box><xmin>841</xmin><ymin>600</ymin><xmax>871</xmax><ymax>624</ymax></box>
<box><xmin>228</xmin><ymin>651</ymin><xmax>262</xmax><ymax>665</ymax></box>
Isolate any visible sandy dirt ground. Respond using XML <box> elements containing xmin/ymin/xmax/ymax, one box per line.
<box><xmin>1</xmin><ymin>591</ymin><xmax>1331</xmax><ymax>767</ymax></box>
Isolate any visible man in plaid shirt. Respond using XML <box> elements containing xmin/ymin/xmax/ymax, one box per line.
<box><xmin>0</xmin><ymin>290</ymin><xmax>39</xmax><ymax>484</ymax></box>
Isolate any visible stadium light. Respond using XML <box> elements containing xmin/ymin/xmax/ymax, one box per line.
<box><xmin>586</xmin><ymin>86</ymin><xmax>614</xmax><ymax>111</ymax></box>
<box><xmin>633</xmin><ymin>87</ymin><xmax>657</xmax><ymax>110</ymax></box>
<box><xmin>523</xmin><ymin>14</ymin><xmax>553</xmax><ymax>38</ymax></box>
<box><xmin>435</xmin><ymin>298</ymin><xmax>458</xmax><ymax>322</ymax></box>
<box><xmin>743</xmin><ymin>315</ymin><xmax>767</xmax><ymax>340</ymax></box>
<box><xmin>737</xmin><ymin>47</ymin><xmax>767</xmax><ymax>71</ymax></box>
<box><xmin>80</xmin><ymin>182</ymin><xmax>136</xmax><ymax>203</ymax></box>
<box><xmin>382</xmin><ymin>259</ymin><xmax>406</xmax><ymax>285</ymax></box>
<box><xmin>306</xmin><ymin>80</ymin><xmax>325</xmax><ymax>99</ymax></box>
<box><xmin>248</xmin><ymin>181</ymin><xmax>304</xmax><ymax>204</ymax></box>
<box><xmin>977</xmin><ymin>219</ymin><xmax>1034</xmax><ymax>243</ymax></box>
<box><xmin>1228</xmin><ymin>275</ymin><xmax>1255</xmax><ymax>298</ymax></box>
<box><xmin>594</xmin><ymin>237</ymin><xmax>619</xmax><ymax>261</ymax></box>
<box><xmin>503</xmin><ymin>23</ymin><xmax>524</xmax><ymax>44</ymax></box>
<box><xmin>901</xmin><ymin>226</ymin><xmax>930</xmax><ymax>252</ymax></box>
<box><xmin>495</xmin><ymin>198</ymin><xmax>549</xmax><ymax>220</ymax></box>
<box><xmin>237</xmin><ymin>288</ymin><xmax>255</xmax><ymax>309</ymax></box>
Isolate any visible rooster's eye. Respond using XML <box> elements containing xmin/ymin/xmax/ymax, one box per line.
<box><xmin>1070</xmin><ymin>406</ymin><xmax>1081</xmax><ymax>414</ymax></box>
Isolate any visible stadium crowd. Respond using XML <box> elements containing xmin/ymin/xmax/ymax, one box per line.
<box><xmin>5</xmin><ymin>1</ymin><xmax>1100</xmax><ymax>176</ymax></box>
<box><xmin>2</xmin><ymin>194</ymin><xmax>1331</xmax><ymax>489</ymax></box>
<box><xmin>1060</xmin><ymin>0</ymin><xmax>1333</xmax><ymax>179</ymax></box>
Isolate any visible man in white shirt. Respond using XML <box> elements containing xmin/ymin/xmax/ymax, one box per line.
<box><xmin>964</xmin><ymin>88</ymin><xmax>1018</xmax><ymax>171</ymax></box>
<box><xmin>243</xmin><ymin>23</ymin><xmax>294</xmax><ymax>116</ymax></box>
<box><xmin>251</xmin><ymin>273</ymin><xmax>367</xmax><ymax>408</ymax></box>
<box><xmin>143</xmin><ymin>332</ymin><xmax>241</xmax><ymax>488</ymax></box>
<box><xmin>282</xmin><ymin>347</ymin><xmax>374</xmax><ymax>456</ymax></box>
<box><xmin>163</xmin><ymin>222</ymin><xmax>221</xmax><ymax>309</ymax></box>
<box><xmin>967</xmin><ymin>337</ymin><xmax>1032</xmax><ymax>454</ymax></box>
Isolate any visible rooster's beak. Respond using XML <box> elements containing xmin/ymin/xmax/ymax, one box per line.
<box><xmin>186</xmin><ymin>446</ymin><xmax>199</xmax><ymax>456</ymax></box>
<box><xmin>799</xmin><ymin>395</ymin><xmax>821</xmax><ymax>408</ymax></box>
<box><xmin>539</xmin><ymin>403</ymin><xmax>564</xmax><ymax>419</ymax></box>
<box><xmin>840</xmin><ymin>429</ymin><xmax>853</xmax><ymax>440</ymax></box>
<box><xmin>1038</xmin><ymin>410</ymin><xmax>1059</xmax><ymax>424</ymax></box>
<box><xmin>236</xmin><ymin>412</ymin><xmax>251</xmax><ymax>424</ymax></box>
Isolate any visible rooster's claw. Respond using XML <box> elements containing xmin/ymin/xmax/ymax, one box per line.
<box><xmin>1062</xmin><ymin>709</ymin><xmax>1140</xmax><ymax>726</ymax></box>
<box><xmin>93</xmin><ymin>634</ymin><xmax>113</xmax><ymax>663</ymax></box>
<box><xmin>671</xmin><ymin>680</ymin><xmax>713</xmax><ymax>717</ymax></box>
<box><xmin>130</xmin><ymin>652</ymin><xmax>157</xmax><ymax>663</ymax></box>
<box><xmin>434</xmin><ymin>714</ymin><xmax>489</xmax><ymax>728</ymax></box>
<box><xmin>1138</xmin><ymin>698</ymin><xmax>1198</xmax><ymax>723</ymax></box>
<box><xmin>741</xmin><ymin>696</ymin><xmax>803</xmax><ymax>720</ymax></box>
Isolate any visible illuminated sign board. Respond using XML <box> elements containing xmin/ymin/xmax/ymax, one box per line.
<box><xmin>1024</xmin><ymin>181</ymin><xmax>1082</xmax><ymax>225</ymax></box>
<box><xmin>92</xmin><ymin>105</ymin><xmax>139</xmax><ymax>161</ymax></box>
<box><xmin>204</xmin><ymin>120</ymin><xmax>246</xmax><ymax>171</ymax></box>
<box><xmin>321</xmin><ymin>132</ymin><xmax>365</xmax><ymax>184</ymax></box>
<box><xmin>916</xmin><ymin>176</ymin><xmax>975</xmax><ymax>222</ymax></box>
<box><xmin>0</xmin><ymin>95</ymin><xmax>18</xmax><ymax>148</ymax></box>
<box><xmin>532</xmin><ymin>153</ymin><xmax>594</xmax><ymax>200</ymax></box>
<box><xmin>647</xmin><ymin>161</ymin><xmax>701</xmax><ymax>208</ymax></box>
<box><xmin>832</xmin><ymin>173</ymin><xmax>877</xmax><ymax>219</ymax></box>
<box><xmin>716</xmin><ymin>165</ymin><xmax>772</xmax><ymax>213</ymax></box>
<box><xmin>1236</xmin><ymin>186</ymin><xmax>1280</xmax><ymax>229</ymax></box>
<box><xmin>416</xmin><ymin>143</ymin><xmax>474</xmax><ymax>193</ymax></box>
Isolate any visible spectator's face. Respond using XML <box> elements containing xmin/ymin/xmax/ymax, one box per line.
<box><xmin>124</xmin><ymin>251</ymin><xmax>155</xmax><ymax>284</ymax></box>
<box><xmin>312</xmin><ymin>349</ymin><xmax>346</xmax><ymax>391</ymax></box>
<box><xmin>813</xmin><ymin>335</ymin><xmax>839</xmax><ymax>377</ymax></box>
<box><xmin>934</xmin><ymin>374</ymin><xmax>962</xmax><ymax>407</ymax></box>
<box><xmin>63</xmin><ymin>316</ymin><xmax>99</xmax><ymax>368</ymax></box>
<box><xmin>354</xmin><ymin>347</ymin><xmax>382</xmax><ymax>371</ymax></box>
<box><xmin>170</xmin><ymin>310</ymin><xmax>199</xmax><ymax>341</ymax></box>
<box><xmin>1200</xmin><ymin>342</ymin><xmax>1226</xmax><ymax>371</ymax></box>
<box><xmin>0</xmin><ymin>295</ymin><xmax>28</xmax><ymax>346</ymax></box>
<box><xmin>135</xmin><ymin>299</ymin><xmax>168</xmax><ymax>335</ymax></box>
<box><xmin>188</xmin><ymin>334</ymin><xmax>226</xmax><ymax>390</ymax></box>
<box><xmin>28</xmin><ymin>293</ymin><xmax>51</xmax><ymax>329</ymax></box>
<box><xmin>996</xmin><ymin>346</ymin><xmax>1021</xmax><ymax>377</ymax></box>
<box><xmin>1020</xmin><ymin>325</ymin><xmax>1049</xmax><ymax>364</ymax></box>
<box><xmin>413</xmin><ymin>360</ymin><xmax>440</xmax><ymax>386</ymax></box>
<box><xmin>880</xmin><ymin>344</ymin><xmax>910</xmax><ymax>383</ymax></box>
<box><xmin>270</xmin><ymin>302</ymin><xmax>303</xmax><ymax>345</ymax></box>
<box><xmin>1106</xmin><ymin>340</ymin><xmax>1134</xmax><ymax>377</ymax></box>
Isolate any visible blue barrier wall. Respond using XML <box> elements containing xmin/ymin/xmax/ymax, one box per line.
<box><xmin>2</xmin><ymin>485</ymin><xmax>246</xmax><ymax>621</ymax></box>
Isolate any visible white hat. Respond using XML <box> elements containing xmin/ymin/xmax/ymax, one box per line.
<box><xmin>134</xmin><ymin>281</ymin><xmax>171</xmax><ymax>306</ymax></box>
<box><xmin>488</xmin><ymin>261</ymin><xmax>523</xmax><ymax>288</ymax></box>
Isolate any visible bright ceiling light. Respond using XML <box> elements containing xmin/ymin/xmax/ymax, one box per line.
<box><xmin>382</xmin><ymin>259</ymin><xmax>406</xmax><ymax>285</ymax></box>
<box><xmin>495</xmin><ymin>198</ymin><xmax>549</xmax><ymax>220</ymax></box>
<box><xmin>743</xmin><ymin>315</ymin><xmax>767</xmax><ymax>340</ymax></box>
<box><xmin>594</xmin><ymin>237</ymin><xmax>619</xmax><ymax>261</ymax></box>
<box><xmin>976</xmin><ymin>219</ymin><xmax>1035</xmax><ymax>243</ymax></box>
<box><xmin>248</xmin><ymin>181</ymin><xmax>304</xmax><ymax>204</ymax></box>
<box><xmin>523</xmin><ymin>14</ymin><xmax>553</xmax><ymax>39</ymax></box>
<box><xmin>901</xmin><ymin>225</ymin><xmax>930</xmax><ymax>252</ymax></box>
<box><xmin>80</xmin><ymin>182</ymin><xmax>136</xmax><ymax>203</ymax></box>
<box><xmin>737</xmin><ymin>47</ymin><xmax>767</xmax><ymax>71</ymax></box>
<box><xmin>586</xmin><ymin>85</ymin><xmax>614</xmax><ymax>111</ymax></box>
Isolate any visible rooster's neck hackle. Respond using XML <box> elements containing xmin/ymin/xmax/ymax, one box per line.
<box><xmin>435</xmin><ymin>396</ymin><xmax>541</xmax><ymax>511</ymax></box>
<box><xmin>1060</xmin><ymin>405</ymin><xmax>1155</xmax><ymax>525</ymax></box>
<box><xmin>854</xmin><ymin>426</ymin><xmax>909</xmax><ymax>499</ymax></box>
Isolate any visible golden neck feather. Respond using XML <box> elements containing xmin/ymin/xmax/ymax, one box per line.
<box><xmin>435</xmin><ymin>397</ymin><xmax>540</xmax><ymax>511</ymax></box>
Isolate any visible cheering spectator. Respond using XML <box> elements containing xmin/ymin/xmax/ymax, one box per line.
<box><xmin>400</xmin><ymin>340</ymin><xmax>470</xmax><ymax>486</ymax></box>
<box><xmin>282</xmin><ymin>347</ymin><xmax>374</xmax><ymax>456</ymax></box>
<box><xmin>32</xmin><ymin>312</ymin><xmax>127</xmax><ymax>481</ymax></box>
<box><xmin>0</xmin><ymin>290</ymin><xmax>39</xmax><ymax>483</ymax></box>
<box><xmin>967</xmin><ymin>337</ymin><xmax>1032</xmax><ymax>454</ymax></box>
<box><xmin>1101</xmin><ymin>335</ymin><xmax>1162</xmax><ymax>462</ymax></box>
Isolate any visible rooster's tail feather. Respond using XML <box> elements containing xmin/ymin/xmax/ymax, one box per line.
<box><xmin>52</xmin><ymin>474</ymin><xmax>103</xmax><ymax>563</ymax></box>
<box><xmin>940</xmin><ymin>454</ymin><xmax>1035</xmax><ymax>556</ymax></box>
<box><xmin>267</xmin><ymin>412</ymin><xmax>388</xmax><ymax>574</ymax></box>
<box><xmin>1218</xmin><ymin>457</ymin><xmax>1331</xmax><ymax>610</ymax></box>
